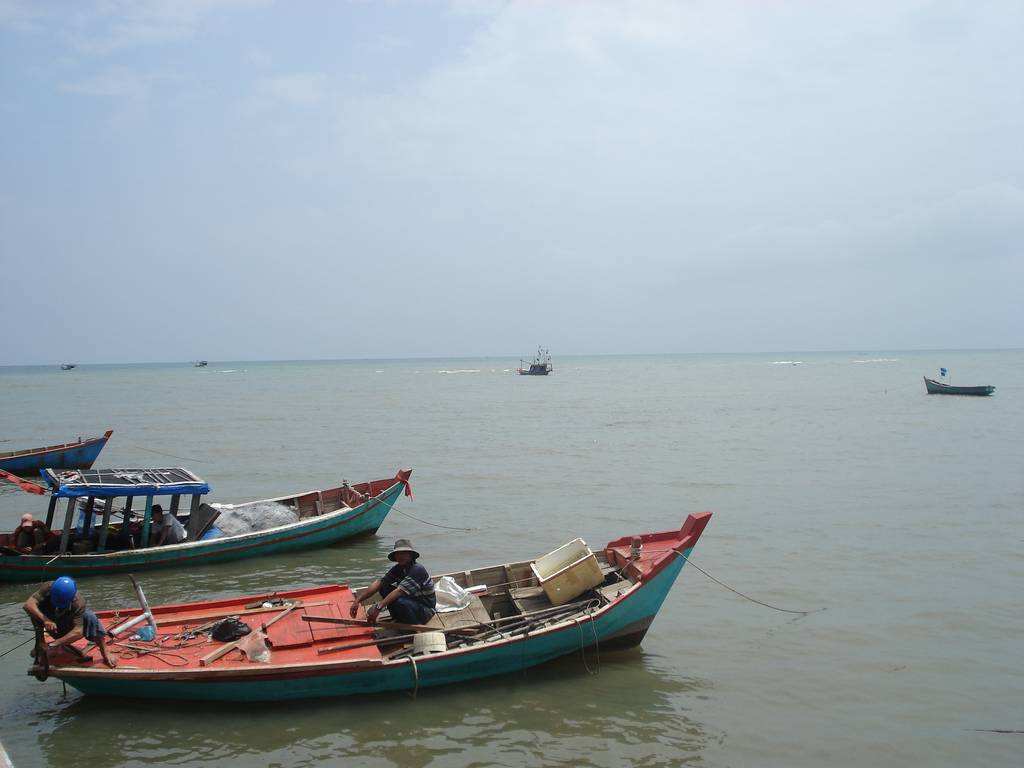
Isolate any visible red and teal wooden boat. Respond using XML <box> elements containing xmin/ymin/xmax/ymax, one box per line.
<box><xmin>0</xmin><ymin>467</ymin><xmax>413</xmax><ymax>582</ymax></box>
<box><xmin>0</xmin><ymin>430</ymin><xmax>113</xmax><ymax>476</ymax></box>
<box><xmin>29</xmin><ymin>512</ymin><xmax>711</xmax><ymax>701</ymax></box>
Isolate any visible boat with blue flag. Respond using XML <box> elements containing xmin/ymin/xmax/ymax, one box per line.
<box><xmin>0</xmin><ymin>430</ymin><xmax>113</xmax><ymax>476</ymax></box>
<box><xmin>0</xmin><ymin>466</ymin><xmax>413</xmax><ymax>582</ymax></box>
<box><xmin>28</xmin><ymin>512</ymin><xmax>711</xmax><ymax>701</ymax></box>
<box><xmin>923</xmin><ymin>368</ymin><xmax>994</xmax><ymax>396</ymax></box>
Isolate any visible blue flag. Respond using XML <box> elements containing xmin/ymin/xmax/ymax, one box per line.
<box><xmin>940</xmin><ymin>368</ymin><xmax>947</xmax><ymax>377</ymax></box>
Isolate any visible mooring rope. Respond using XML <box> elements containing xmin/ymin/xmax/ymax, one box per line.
<box><xmin>0</xmin><ymin>634</ymin><xmax>34</xmax><ymax>658</ymax></box>
<box><xmin>678</xmin><ymin>553</ymin><xmax>824</xmax><ymax>615</ymax></box>
<box><xmin>393</xmin><ymin>506</ymin><xmax>478</xmax><ymax>532</ymax></box>
<box><xmin>408</xmin><ymin>656</ymin><xmax>420</xmax><ymax>699</ymax></box>
<box><xmin>121</xmin><ymin>443</ymin><xmax>212</xmax><ymax>464</ymax></box>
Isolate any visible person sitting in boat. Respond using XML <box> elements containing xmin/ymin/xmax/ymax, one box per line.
<box><xmin>14</xmin><ymin>513</ymin><xmax>50</xmax><ymax>554</ymax></box>
<box><xmin>150</xmin><ymin>504</ymin><xmax>186</xmax><ymax>546</ymax></box>
<box><xmin>349</xmin><ymin>538</ymin><xmax>437</xmax><ymax>625</ymax></box>
<box><xmin>23</xmin><ymin>576</ymin><xmax>117</xmax><ymax>668</ymax></box>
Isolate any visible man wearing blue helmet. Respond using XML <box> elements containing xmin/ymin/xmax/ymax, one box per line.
<box><xmin>23</xmin><ymin>576</ymin><xmax>117</xmax><ymax>668</ymax></box>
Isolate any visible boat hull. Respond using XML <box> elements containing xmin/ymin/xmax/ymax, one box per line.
<box><xmin>923</xmin><ymin>377</ymin><xmax>995</xmax><ymax>396</ymax></box>
<box><xmin>0</xmin><ymin>480</ymin><xmax>406</xmax><ymax>583</ymax></box>
<box><xmin>0</xmin><ymin>431</ymin><xmax>112</xmax><ymax>475</ymax></box>
<box><xmin>54</xmin><ymin>544</ymin><xmax>696</xmax><ymax>701</ymax></box>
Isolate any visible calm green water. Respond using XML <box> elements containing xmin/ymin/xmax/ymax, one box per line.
<box><xmin>1</xmin><ymin>351</ymin><xmax>1021</xmax><ymax>767</ymax></box>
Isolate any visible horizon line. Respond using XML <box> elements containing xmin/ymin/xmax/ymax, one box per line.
<box><xmin>2</xmin><ymin>346</ymin><xmax>1021</xmax><ymax>368</ymax></box>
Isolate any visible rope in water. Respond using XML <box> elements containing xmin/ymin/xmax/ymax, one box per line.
<box><xmin>121</xmin><ymin>443</ymin><xmax>212</xmax><ymax>464</ymax></box>
<box><xmin>678</xmin><ymin>553</ymin><xmax>824</xmax><ymax>615</ymax></box>
<box><xmin>393</xmin><ymin>506</ymin><xmax>478</xmax><ymax>532</ymax></box>
<box><xmin>0</xmin><ymin>635</ymin><xmax>34</xmax><ymax>658</ymax></box>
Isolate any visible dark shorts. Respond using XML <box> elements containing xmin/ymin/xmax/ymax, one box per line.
<box><xmin>52</xmin><ymin>610</ymin><xmax>106</xmax><ymax>641</ymax></box>
<box><xmin>389</xmin><ymin>596</ymin><xmax>434</xmax><ymax>625</ymax></box>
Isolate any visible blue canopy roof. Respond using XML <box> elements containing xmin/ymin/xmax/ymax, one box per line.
<box><xmin>41</xmin><ymin>468</ymin><xmax>210</xmax><ymax>499</ymax></box>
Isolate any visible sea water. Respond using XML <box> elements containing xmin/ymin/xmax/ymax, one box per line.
<box><xmin>0</xmin><ymin>350</ymin><xmax>1021</xmax><ymax>767</ymax></box>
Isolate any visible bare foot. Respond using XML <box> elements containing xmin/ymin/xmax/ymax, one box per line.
<box><xmin>103</xmin><ymin>656</ymin><xmax>118</xmax><ymax>669</ymax></box>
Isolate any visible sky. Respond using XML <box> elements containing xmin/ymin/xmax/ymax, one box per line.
<box><xmin>1</xmin><ymin>0</ymin><xmax>1022</xmax><ymax>365</ymax></box>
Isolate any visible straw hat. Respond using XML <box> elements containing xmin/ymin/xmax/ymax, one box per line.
<box><xmin>388</xmin><ymin>538</ymin><xmax>419</xmax><ymax>561</ymax></box>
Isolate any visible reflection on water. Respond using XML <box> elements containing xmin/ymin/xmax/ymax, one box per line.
<box><xmin>34</xmin><ymin>653</ymin><xmax>711</xmax><ymax>768</ymax></box>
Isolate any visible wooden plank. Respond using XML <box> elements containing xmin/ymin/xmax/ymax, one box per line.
<box><xmin>112</xmin><ymin>599</ymin><xmax>334</xmax><ymax>628</ymax></box>
<box><xmin>301</xmin><ymin>615</ymin><xmax>479</xmax><ymax>636</ymax></box>
<box><xmin>261</xmin><ymin>603</ymin><xmax>298</xmax><ymax>633</ymax></box>
<box><xmin>316</xmin><ymin>634</ymin><xmax>414</xmax><ymax>656</ymax></box>
<box><xmin>199</xmin><ymin>639</ymin><xmax>245</xmax><ymax>667</ymax></box>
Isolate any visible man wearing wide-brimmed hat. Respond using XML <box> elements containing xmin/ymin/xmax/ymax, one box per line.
<box><xmin>349</xmin><ymin>538</ymin><xmax>436</xmax><ymax>625</ymax></box>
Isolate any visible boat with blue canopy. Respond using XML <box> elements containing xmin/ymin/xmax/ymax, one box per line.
<box><xmin>0</xmin><ymin>466</ymin><xmax>413</xmax><ymax>582</ymax></box>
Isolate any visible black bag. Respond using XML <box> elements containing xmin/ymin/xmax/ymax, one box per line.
<box><xmin>211</xmin><ymin>617</ymin><xmax>252</xmax><ymax>642</ymax></box>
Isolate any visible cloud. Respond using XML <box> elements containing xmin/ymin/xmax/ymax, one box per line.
<box><xmin>0</xmin><ymin>0</ymin><xmax>43</xmax><ymax>32</ymax></box>
<box><xmin>65</xmin><ymin>0</ymin><xmax>272</xmax><ymax>53</ymax></box>
<box><xmin>58</xmin><ymin>67</ymin><xmax>174</xmax><ymax>98</ymax></box>
<box><xmin>245</xmin><ymin>73</ymin><xmax>330</xmax><ymax>109</ymax></box>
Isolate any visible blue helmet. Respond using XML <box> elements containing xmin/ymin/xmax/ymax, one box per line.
<box><xmin>50</xmin><ymin>576</ymin><xmax>77</xmax><ymax>609</ymax></box>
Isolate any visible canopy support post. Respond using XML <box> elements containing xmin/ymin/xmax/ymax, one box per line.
<box><xmin>44</xmin><ymin>496</ymin><xmax>58</xmax><ymax>529</ymax></box>
<box><xmin>121</xmin><ymin>496</ymin><xmax>135</xmax><ymax>549</ymax></box>
<box><xmin>81</xmin><ymin>496</ymin><xmax>95</xmax><ymax>539</ymax></box>
<box><xmin>96</xmin><ymin>497</ymin><xmax>114</xmax><ymax>553</ymax></box>
<box><xmin>141</xmin><ymin>496</ymin><xmax>154</xmax><ymax>548</ymax></box>
<box><xmin>58</xmin><ymin>498</ymin><xmax>76</xmax><ymax>554</ymax></box>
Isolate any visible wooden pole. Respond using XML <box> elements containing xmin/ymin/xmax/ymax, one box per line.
<box><xmin>58</xmin><ymin>498</ymin><xmax>76</xmax><ymax>553</ymax></box>
<box><xmin>316</xmin><ymin>634</ymin><xmax>416</xmax><ymax>656</ymax></box>
<box><xmin>96</xmin><ymin>498</ymin><xmax>114</xmax><ymax>552</ymax></box>
<box><xmin>44</xmin><ymin>496</ymin><xmax>58</xmax><ymax>529</ymax></box>
<box><xmin>81</xmin><ymin>496</ymin><xmax>96</xmax><ymax>540</ymax></box>
<box><xmin>301</xmin><ymin>615</ymin><xmax>478</xmax><ymax>636</ymax></box>
<box><xmin>141</xmin><ymin>496</ymin><xmax>153</xmax><ymax>548</ymax></box>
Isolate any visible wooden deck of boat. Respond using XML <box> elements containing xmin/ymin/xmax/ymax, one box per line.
<box><xmin>56</xmin><ymin>585</ymin><xmax>385</xmax><ymax>672</ymax></box>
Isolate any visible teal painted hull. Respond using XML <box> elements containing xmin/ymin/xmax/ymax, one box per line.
<box><xmin>0</xmin><ymin>482</ymin><xmax>404</xmax><ymax>583</ymax></box>
<box><xmin>57</xmin><ymin>547</ymin><xmax>694</xmax><ymax>702</ymax></box>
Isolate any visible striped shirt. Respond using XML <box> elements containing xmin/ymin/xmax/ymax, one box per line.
<box><xmin>381</xmin><ymin>562</ymin><xmax>436</xmax><ymax>609</ymax></box>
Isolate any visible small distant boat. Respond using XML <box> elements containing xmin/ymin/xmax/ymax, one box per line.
<box><xmin>194</xmin><ymin>360</ymin><xmax>208</xmax><ymax>367</ymax></box>
<box><xmin>0</xmin><ymin>466</ymin><xmax>413</xmax><ymax>582</ymax></box>
<box><xmin>29</xmin><ymin>512</ymin><xmax>711</xmax><ymax>701</ymax></box>
<box><xmin>60</xmin><ymin>364</ymin><xmax>76</xmax><ymax>370</ymax></box>
<box><xmin>923</xmin><ymin>377</ymin><xmax>995</xmax><ymax>396</ymax></box>
<box><xmin>518</xmin><ymin>347</ymin><xmax>553</xmax><ymax>375</ymax></box>
<box><xmin>0</xmin><ymin>430</ymin><xmax>113</xmax><ymax>476</ymax></box>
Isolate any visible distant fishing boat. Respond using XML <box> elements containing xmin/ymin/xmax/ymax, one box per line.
<box><xmin>923</xmin><ymin>368</ymin><xmax>994</xmax><ymax>396</ymax></box>
<box><xmin>0</xmin><ymin>467</ymin><xmax>413</xmax><ymax>582</ymax></box>
<box><xmin>194</xmin><ymin>360</ymin><xmax>208</xmax><ymax>367</ymax></box>
<box><xmin>518</xmin><ymin>346</ymin><xmax>553</xmax><ymax>375</ymax></box>
<box><xmin>923</xmin><ymin>377</ymin><xmax>995</xmax><ymax>396</ymax></box>
<box><xmin>60</xmin><ymin>364</ymin><xmax>76</xmax><ymax>370</ymax></box>
<box><xmin>29</xmin><ymin>512</ymin><xmax>711</xmax><ymax>701</ymax></box>
<box><xmin>0</xmin><ymin>430</ymin><xmax>113</xmax><ymax>476</ymax></box>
